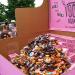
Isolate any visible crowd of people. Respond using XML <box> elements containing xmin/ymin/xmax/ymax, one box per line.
<box><xmin>0</xmin><ymin>21</ymin><xmax>16</xmax><ymax>39</ymax></box>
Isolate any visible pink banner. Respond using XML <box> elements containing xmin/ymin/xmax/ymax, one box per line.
<box><xmin>49</xmin><ymin>0</ymin><xmax>75</xmax><ymax>32</ymax></box>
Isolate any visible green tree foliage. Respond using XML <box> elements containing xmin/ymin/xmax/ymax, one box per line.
<box><xmin>0</xmin><ymin>0</ymin><xmax>35</xmax><ymax>22</ymax></box>
<box><xmin>0</xmin><ymin>2</ymin><xmax>7</xmax><ymax>22</ymax></box>
<box><xmin>6</xmin><ymin>0</ymin><xmax>35</xmax><ymax>20</ymax></box>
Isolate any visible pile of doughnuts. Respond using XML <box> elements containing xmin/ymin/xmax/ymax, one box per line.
<box><xmin>10</xmin><ymin>34</ymin><xmax>71</xmax><ymax>75</ymax></box>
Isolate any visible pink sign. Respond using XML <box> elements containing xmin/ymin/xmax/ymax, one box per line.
<box><xmin>50</xmin><ymin>0</ymin><xmax>75</xmax><ymax>32</ymax></box>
